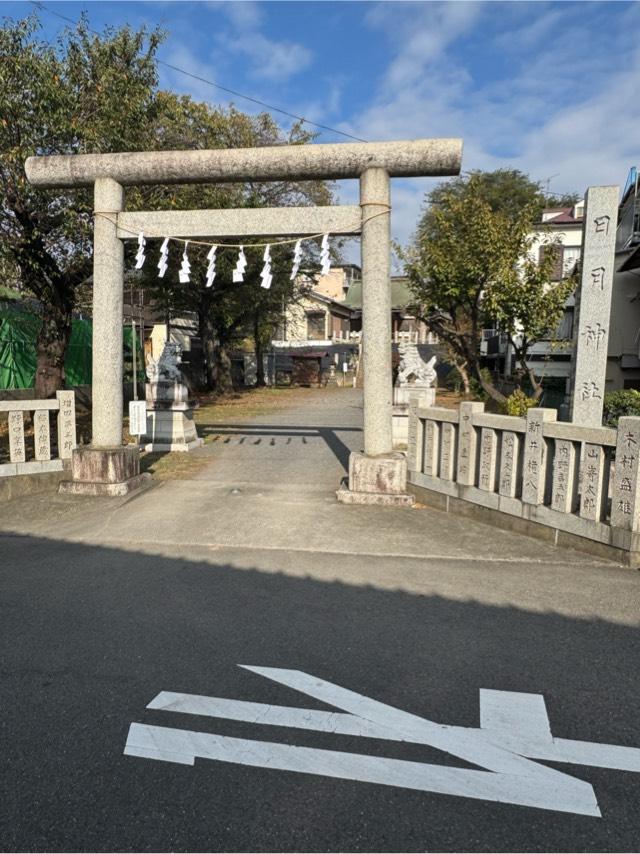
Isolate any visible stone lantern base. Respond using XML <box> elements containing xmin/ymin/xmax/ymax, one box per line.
<box><xmin>143</xmin><ymin>410</ymin><xmax>204</xmax><ymax>453</ymax></box>
<box><xmin>143</xmin><ymin>380</ymin><xmax>203</xmax><ymax>453</ymax></box>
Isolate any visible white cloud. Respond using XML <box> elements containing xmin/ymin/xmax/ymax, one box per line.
<box><xmin>208</xmin><ymin>1</ymin><xmax>264</xmax><ymax>29</ymax></box>
<box><xmin>212</xmin><ymin>1</ymin><xmax>313</xmax><ymax>82</ymax></box>
<box><xmin>333</xmin><ymin>1</ymin><xmax>640</xmax><ymax>254</ymax></box>
<box><xmin>226</xmin><ymin>32</ymin><xmax>312</xmax><ymax>82</ymax></box>
<box><xmin>160</xmin><ymin>44</ymin><xmax>221</xmax><ymax>103</ymax></box>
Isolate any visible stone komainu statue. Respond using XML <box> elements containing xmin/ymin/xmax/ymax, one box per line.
<box><xmin>396</xmin><ymin>341</ymin><xmax>437</xmax><ymax>387</ymax></box>
<box><xmin>145</xmin><ymin>342</ymin><xmax>184</xmax><ymax>383</ymax></box>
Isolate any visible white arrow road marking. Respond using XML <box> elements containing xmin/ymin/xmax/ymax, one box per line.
<box><xmin>147</xmin><ymin>692</ymin><xmax>395</xmax><ymax>740</ymax></box>
<box><xmin>123</xmin><ymin>665</ymin><xmax>638</xmax><ymax>816</ymax></box>
<box><xmin>236</xmin><ymin>666</ymin><xmax>559</xmax><ymax>778</ymax></box>
<box><xmin>146</xmin><ymin>687</ymin><xmax>640</xmax><ymax>774</ymax></box>
<box><xmin>124</xmin><ymin>722</ymin><xmax>598</xmax><ymax>816</ymax></box>
<box><xmin>478</xmin><ymin>689</ymin><xmax>640</xmax><ymax>773</ymax></box>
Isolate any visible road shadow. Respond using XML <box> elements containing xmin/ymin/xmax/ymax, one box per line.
<box><xmin>197</xmin><ymin>422</ymin><xmax>361</xmax><ymax>472</ymax></box>
<box><xmin>2</xmin><ymin>532</ymin><xmax>640</xmax><ymax>852</ymax></box>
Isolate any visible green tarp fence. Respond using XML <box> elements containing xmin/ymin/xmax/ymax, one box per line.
<box><xmin>0</xmin><ymin>307</ymin><xmax>144</xmax><ymax>390</ymax></box>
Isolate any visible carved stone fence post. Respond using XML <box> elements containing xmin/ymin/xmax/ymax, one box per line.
<box><xmin>610</xmin><ymin>416</ymin><xmax>640</xmax><ymax>532</ymax></box>
<box><xmin>521</xmin><ymin>408</ymin><xmax>556</xmax><ymax>505</ymax></box>
<box><xmin>456</xmin><ymin>401</ymin><xmax>484</xmax><ymax>486</ymax></box>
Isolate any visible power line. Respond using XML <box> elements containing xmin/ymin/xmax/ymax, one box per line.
<box><xmin>30</xmin><ymin>1</ymin><xmax>368</xmax><ymax>144</ymax></box>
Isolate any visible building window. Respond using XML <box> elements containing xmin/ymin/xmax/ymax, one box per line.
<box><xmin>555</xmin><ymin>307</ymin><xmax>574</xmax><ymax>340</ymax></box>
<box><xmin>539</xmin><ymin>245</ymin><xmax>564</xmax><ymax>280</ymax></box>
<box><xmin>539</xmin><ymin>245</ymin><xmax>581</xmax><ymax>280</ymax></box>
<box><xmin>306</xmin><ymin>312</ymin><xmax>325</xmax><ymax>340</ymax></box>
<box><xmin>562</xmin><ymin>246</ymin><xmax>581</xmax><ymax>277</ymax></box>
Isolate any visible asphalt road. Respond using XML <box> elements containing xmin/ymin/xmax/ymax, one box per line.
<box><xmin>2</xmin><ymin>388</ymin><xmax>640</xmax><ymax>852</ymax></box>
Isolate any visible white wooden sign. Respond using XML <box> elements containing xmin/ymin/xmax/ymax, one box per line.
<box><xmin>128</xmin><ymin>400</ymin><xmax>147</xmax><ymax>436</ymax></box>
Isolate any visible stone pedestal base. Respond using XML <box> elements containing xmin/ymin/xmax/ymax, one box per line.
<box><xmin>336</xmin><ymin>451</ymin><xmax>414</xmax><ymax>506</ymax></box>
<box><xmin>59</xmin><ymin>446</ymin><xmax>151</xmax><ymax>497</ymax></box>
<box><xmin>143</xmin><ymin>410</ymin><xmax>202</xmax><ymax>453</ymax></box>
<box><xmin>393</xmin><ymin>387</ymin><xmax>434</xmax><ymax>450</ymax></box>
<box><xmin>393</xmin><ymin>384</ymin><xmax>435</xmax><ymax>407</ymax></box>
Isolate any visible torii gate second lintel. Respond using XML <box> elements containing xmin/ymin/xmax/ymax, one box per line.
<box><xmin>25</xmin><ymin>138</ymin><xmax>463</xmax><ymax>499</ymax></box>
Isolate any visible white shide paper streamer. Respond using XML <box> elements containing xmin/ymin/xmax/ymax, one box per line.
<box><xmin>233</xmin><ymin>245</ymin><xmax>247</xmax><ymax>283</ymax></box>
<box><xmin>320</xmin><ymin>234</ymin><xmax>331</xmax><ymax>276</ymax></box>
<box><xmin>179</xmin><ymin>241</ymin><xmax>191</xmax><ymax>284</ymax></box>
<box><xmin>260</xmin><ymin>244</ymin><xmax>273</xmax><ymax>290</ymax></box>
<box><xmin>135</xmin><ymin>232</ymin><xmax>146</xmax><ymax>270</ymax></box>
<box><xmin>290</xmin><ymin>239</ymin><xmax>302</xmax><ymax>281</ymax></box>
<box><xmin>205</xmin><ymin>245</ymin><xmax>217</xmax><ymax>288</ymax></box>
<box><xmin>157</xmin><ymin>238</ymin><xmax>169</xmax><ymax>278</ymax></box>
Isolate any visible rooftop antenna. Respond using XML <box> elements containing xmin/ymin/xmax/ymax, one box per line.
<box><xmin>544</xmin><ymin>173</ymin><xmax>560</xmax><ymax>199</ymax></box>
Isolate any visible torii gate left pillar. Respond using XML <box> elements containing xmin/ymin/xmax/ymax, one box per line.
<box><xmin>25</xmin><ymin>138</ymin><xmax>462</xmax><ymax>499</ymax></box>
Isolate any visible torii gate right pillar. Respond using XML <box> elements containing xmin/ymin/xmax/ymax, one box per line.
<box><xmin>337</xmin><ymin>167</ymin><xmax>412</xmax><ymax>506</ymax></box>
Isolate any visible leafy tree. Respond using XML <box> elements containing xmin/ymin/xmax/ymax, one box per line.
<box><xmin>425</xmin><ymin>169</ymin><xmax>581</xmax><ymax>226</ymax></box>
<box><xmin>146</xmin><ymin>238</ymin><xmax>309</xmax><ymax>392</ymax></box>
<box><xmin>133</xmin><ymin>92</ymin><xmax>332</xmax><ymax>392</ymax></box>
<box><xmin>0</xmin><ymin>13</ymin><xmax>162</xmax><ymax>397</ymax></box>
<box><xmin>602</xmin><ymin>389</ymin><xmax>640</xmax><ymax>428</ymax></box>
<box><xmin>545</xmin><ymin>191</ymin><xmax>582</xmax><ymax>209</ymax></box>
<box><xmin>1</xmin><ymin>14</ymin><xmax>333</xmax><ymax>396</ymax></box>
<box><xmin>483</xmin><ymin>236</ymin><xmax>576</xmax><ymax>399</ymax></box>
<box><xmin>402</xmin><ymin>173</ymin><xmax>573</xmax><ymax>402</ymax></box>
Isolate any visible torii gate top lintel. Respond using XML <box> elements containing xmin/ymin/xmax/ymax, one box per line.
<box><xmin>26</xmin><ymin>138</ymin><xmax>463</xmax><ymax>188</ymax></box>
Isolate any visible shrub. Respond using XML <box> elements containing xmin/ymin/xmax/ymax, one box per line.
<box><xmin>443</xmin><ymin>367</ymin><xmax>463</xmax><ymax>392</ymax></box>
<box><xmin>502</xmin><ymin>388</ymin><xmax>538</xmax><ymax>417</ymax></box>
<box><xmin>602</xmin><ymin>389</ymin><xmax>640</xmax><ymax>428</ymax></box>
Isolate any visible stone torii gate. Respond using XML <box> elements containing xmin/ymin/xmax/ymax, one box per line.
<box><xmin>25</xmin><ymin>138</ymin><xmax>462</xmax><ymax>499</ymax></box>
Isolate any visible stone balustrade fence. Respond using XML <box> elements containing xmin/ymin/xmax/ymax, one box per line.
<box><xmin>407</xmin><ymin>399</ymin><xmax>640</xmax><ymax>563</ymax></box>
<box><xmin>0</xmin><ymin>391</ymin><xmax>76</xmax><ymax>477</ymax></box>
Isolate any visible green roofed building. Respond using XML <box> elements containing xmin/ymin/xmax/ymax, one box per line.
<box><xmin>342</xmin><ymin>275</ymin><xmax>437</xmax><ymax>344</ymax></box>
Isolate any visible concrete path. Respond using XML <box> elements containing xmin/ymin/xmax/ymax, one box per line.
<box><xmin>2</xmin><ymin>388</ymin><xmax>640</xmax><ymax>852</ymax></box>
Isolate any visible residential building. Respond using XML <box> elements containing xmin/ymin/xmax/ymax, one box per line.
<box><xmin>313</xmin><ymin>264</ymin><xmax>362</xmax><ymax>302</ymax></box>
<box><xmin>608</xmin><ymin>167</ymin><xmax>640</xmax><ymax>390</ymax></box>
<box><xmin>273</xmin><ymin>288</ymin><xmax>353</xmax><ymax>346</ymax></box>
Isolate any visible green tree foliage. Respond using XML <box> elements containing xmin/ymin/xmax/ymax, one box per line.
<box><xmin>503</xmin><ymin>388</ymin><xmax>538</xmax><ymax>417</ymax></box>
<box><xmin>0</xmin><ymin>13</ymin><xmax>162</xmax><ymax>396</ymax></box>
<box><xmin>1</xmin><ymin>14</ymin><xmax>333</xmax><ymax>396</ymax></box>
<box><xmin>425</xmin><ymin>169</ymin><xmax>580</xmax><ymax>226</ymax></box>
<box><xmin>602</xmin><ymin>389</ymin><xmax>640</xmax><ymax>428</ymax></box>
<box><xmin>401</xmin><ymin>172</ymin><xmax>574</xmax><ymax>402</ymax></box>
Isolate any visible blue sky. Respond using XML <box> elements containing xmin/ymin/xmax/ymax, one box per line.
<box><xmin>2</xmin><ymin>0</ymin><xmax>640</xmax><ymax>252</ymax></box>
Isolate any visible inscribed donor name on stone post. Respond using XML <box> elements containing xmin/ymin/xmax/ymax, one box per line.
<box><xmin>456</xmin><ymin>402</ymin><xmax>483</xmax><ymax>486</ymax></box>
<box><xmin>522</xmin><ymin>408</ymin><xmax>556</xmax><ymax>505</ymax></box>
<box><xmin>56</xmin><ymin>391</ymin><xmax>77</xmax><ymax>459</ymax></box>
<box><xmin>439</xmin><ymin>422</ymin><xmax>456</xmax><ymax>480</ymax></box>
<box><xmin>34</xmin><ymin>410</ymin><xmax>51</xmax><ymax>461</ymax></box>
<box><xmin>611</xmin><ymin>417</ymin><xmax>640</xmax><ymax>530</ymax></box>
<box><xmin>8</xmin><ymin>411</ymin><xmax>25</xmax><ymax>463</ymax></box>
<box><xmin>570</xmin><ymin>185</ymin><xmax>619</xmax><ymax>426</ymax></box>
<box><xmin>498</xmin><ymin>431</ymin><xmax>520</xmax><ymax>497</ymax></box>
